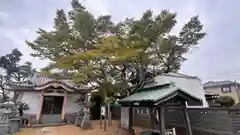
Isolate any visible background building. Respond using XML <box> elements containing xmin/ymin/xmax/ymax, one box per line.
<box><xmin>203</xmin><ymin>81</ymin><xmax>240</xmax><ymax>104</ymax></box>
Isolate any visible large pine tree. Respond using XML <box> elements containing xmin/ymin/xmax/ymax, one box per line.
<box><xmin>26</xmin><ymin>0</ymin><xmax>206</xmax><ymax>129</ymax></box>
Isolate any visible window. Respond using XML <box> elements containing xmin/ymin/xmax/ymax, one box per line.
<box><xmin>136</xmin><ymin>107</ymin><xmax>149</xmax><ymax>117</ymax></box>
<box><xmin>221</xmin><ymin>85</ymin><xmax>231</xmax><ymax>93</ymax></box>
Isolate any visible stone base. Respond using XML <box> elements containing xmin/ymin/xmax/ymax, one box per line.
<box><xmin>10</xmin><ymin>117</ymin><xmax>21</xmax><ymax>133</ymax></box>
<box><xmin>81</xmin><ymin>121</ymin><xmax>92</xmax><ymax>129</ymax></box>
<box><xmin>81</xmin><ymin>114</ymin><xmax>92</xmax><ymax>129</ymax></box>
<box><xmin>0</xmin><ymin>124</ymin><xmax>10</xmax><ymax>135</ymax></box>
<box><xmin>119</xmin><ymin>127</ymin><xmax>135</xmax><ymax>135</ymax></box>
<box><xmin>75</xmin><ymin>116</ymin><xmax>84</xmax><ymax>127</ymax></box>
<box><xmin>22</xmin><ymin>114</ymin><xmax>37</xmax><ymax>126</ymax></box>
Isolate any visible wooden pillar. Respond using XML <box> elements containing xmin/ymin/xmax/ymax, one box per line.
<box><xmin>36</xmin><ymin>91</ymin><xmax>44</xmax><ymax>123</ymax></box>
<box><xmin>183</xmin><ymin>106</ymin><xmax>193</xmax><ymax>135</ymax></box>
<box><xmin>61</xmin><ymin>92</ymin><xmax>67</xmax><ymax>120</ymax></box>
<box><xmin>128</xmin><ymin>103</ymin><xmax>133</xmax><ymax>133</ymax></box>
<box><xmin>157</xmin><ymin>106</ymin><xmax>165</xmax><ymax>135</ymax></box>
<box><xmin>150</xmin><ymin>106</ymin><xmax>154</xmax><ymax>129</ymax></box>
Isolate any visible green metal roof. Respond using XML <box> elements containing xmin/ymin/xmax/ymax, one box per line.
<box><xmin>111</xmin><ymin>103</ymin><xmax>121</xmax><ymax>108</ymax></box>
<box><xmin>118</xmin><ymin>83</ymin><xmax>200</xmax><ymax>104</ymax></box>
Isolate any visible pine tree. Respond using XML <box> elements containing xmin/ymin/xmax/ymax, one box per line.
<box><xmin>0</xmin><ymin>49</ymin><xmax>35</xmax><ymax>103</ymax></box>
<box><xmin>26</xmin><ymin>0</ymin><xmax>206</xmax><ymax>129</ymax></box>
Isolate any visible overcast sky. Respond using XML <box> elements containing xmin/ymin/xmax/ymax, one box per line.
<box><xmin>0</xmin><ymin>0</ymin><xmax>240</xmax><ymax>82</ymax></box>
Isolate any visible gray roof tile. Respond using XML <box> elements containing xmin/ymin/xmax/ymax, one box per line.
<box><xmin>203</xmin><ymin>81</ymin><xmax>238</xmax><ymax>88</ymax></box>
<box><xmin>7</xmin><ymin>72</ymin><xmax>90</xmax><ymax>91</ymax></box>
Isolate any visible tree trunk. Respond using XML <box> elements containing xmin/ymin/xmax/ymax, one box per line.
<box><xmin>107</xmin><ymin>101</ymin><xmax>112</xmax><ymax>126</ymax></box>
<box><xmin>100</xmin><ymin>106</ymin><xmax>102</xmax><ymax>129</ymax></box>
<box><xmin>104</xmin><ymin>105</ymin><xmax>107</xmax><ymax>131</ymax></box>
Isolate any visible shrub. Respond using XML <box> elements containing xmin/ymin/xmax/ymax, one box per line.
<box><xmin>216</xmin><ymin>96</ymin><xmax>235</xmax><ymax>108</ymax></box>
<box><xmin>17</xmin><ymin>101</ymin><xmax>29</xmax><ymax>116</ymax></box>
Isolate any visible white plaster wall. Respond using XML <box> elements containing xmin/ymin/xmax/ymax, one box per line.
<box><xmin>121</xmin><ymin>107</ymin><xmax>129</xmax><ymax>129</ymax></box>
<box><xmin>154</xmin><ymin>74</ymin><xmax>209</xmax><ymax>108</ymax></box>
<box><xmin>19</xmin><ymin>92</ymin><xmax>83</xmax><ymax>115</ymax></box>
<box><xmin>19</xmin><ymin>91</ymin><xmax>41</xmax><ymax>114</ymax></box>
<box><xmin>64</xmin><ymin>93</ymin><xmax>83</xmax><ymax>113</ymax></box>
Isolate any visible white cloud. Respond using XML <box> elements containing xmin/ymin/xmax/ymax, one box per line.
<box><xmin>3</xmin><ymin>0</ymin><xmax>240</xmax><ymax>82</ymax></box>
<box><xmin>0</xmin><ymin>12</ymin><xmax>8</xmax><ymax>18</ymax></box>
<box><xmin>82</xmin><ymin>0</ymin><xmax>110</xmax><ymax>16</ymax></box>
<box><xmin>7</xmin><ymin>0</ymin><xmax>208</xmax><ymax>70</ymax></box>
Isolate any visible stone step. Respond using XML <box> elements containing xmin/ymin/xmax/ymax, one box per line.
<box><xmin>40</xmin><ymin>115</ymin><xmax>62</xmax><ymax>124</ymax></box>
<box><xmin>31</xmin><ymin>123</ymin><xmax>66</xmax><ymax>128</ymax></box>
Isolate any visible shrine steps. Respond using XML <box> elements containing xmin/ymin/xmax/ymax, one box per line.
<box><xmin>30</xmin><ymin>123</ymin><xmax>66</xmax><ymax>128</ymax></box>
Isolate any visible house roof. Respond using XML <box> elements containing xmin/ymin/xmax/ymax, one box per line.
<box><xmin>130</xmin><ymin>69</ymin><xmax>200</xmax><ymax>83</ymax></box>
<box><xmin>6</xmin><ymin>72</ymin><xmax>90</xmax><ymax>92</ymax></box>
<box><xmin>143</xmin><ymin>72</ymin><xmax>201</xmax><ymax>89</ymax></box>
<box><xmin>118</xmin><ymin>83</ymin><xmax>201</xmax><ymax>106</ymax></box>
<box><xmin>203</xmin><ymin>81</ymin><xmax>239</xmax><ymax>88</ymax></box>
<box><xmin>204</xmin><ymin>91</ymin><xmax>219</xmax><ymax>96</ymax></box>
<box><xmin>145</xmin><ymin>69</ymin><xmax>200</xmax><ymax>80</ymax></box>
<box><xmin>162</xmin><ymin>72</ymin><xmax>200</xmax><ymax>80</ymax></box>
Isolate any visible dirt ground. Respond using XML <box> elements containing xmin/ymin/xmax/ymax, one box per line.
<box><xmin>16</xmin><ymin>120</ymin><xmax>144</xmax><ymax>135</ymax></box>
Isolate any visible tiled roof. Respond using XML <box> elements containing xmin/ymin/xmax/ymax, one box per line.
<box><xmin>203</xmin><ymin>81</ymin><xmax>238</xmax><ymax>88</ymax></box>
<box><xmin>7</xmin><ymin>72</ymin><xmax>90</xmax><ymax>91</ymax></box>
<box><xmin>29</xmin><ymin>73</ymin><xmax>82</xmax><ymax>88</ymax></box>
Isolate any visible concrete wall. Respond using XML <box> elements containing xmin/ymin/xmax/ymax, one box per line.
<box><xmin>19</xmin><ymin>91</ymin><xmax>41</xmax><ymax>115</ymax></box>
<box><xmin>205</xmin><ymin>85</ymin><xmax>240</xmax><ymax>104</ymax></box>
<box><xmin>65</xmin><ymin>93</ymin><xmax>83</xmax><ymax>113</ymax></box>
<box><xmin>152</xmin><ymin>74</ymin><xmax>209</xmax><ymax>108</ymax></box>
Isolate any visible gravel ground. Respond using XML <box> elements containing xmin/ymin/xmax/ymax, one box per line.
<box><xmin>16</xmin><ymin>120</ymin><xmax>126</xmax><ymax>135</ymax></box>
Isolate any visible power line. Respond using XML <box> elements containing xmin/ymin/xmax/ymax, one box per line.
<box><xmin>192</xmin><ymin>71</ymin><xmax>240</xmax><ymax>80</ymax></box>
<box><xmin>206</xmin><ymin>71</ymin><xmax>240</xmax><ymax>76</ymax></box>
<box><xmin>202</xmin><ymin>72</ymin><xmax>240</xmax><ymax>79</ymax></box>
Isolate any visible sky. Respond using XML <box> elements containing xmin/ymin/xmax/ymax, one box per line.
<box><xmin>0</xmin><ymin>0</ymin><xmax>240</xmax><ymax>82</ymax></box>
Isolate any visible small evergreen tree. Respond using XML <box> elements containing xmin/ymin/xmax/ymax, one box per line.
<box><xmin>0</xmin><ymin>49</ymin><xmax>35</xmax><ymax>103</ymax></box>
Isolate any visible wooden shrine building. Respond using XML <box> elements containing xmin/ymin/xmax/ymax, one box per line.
<box><xmin>118</xmin><ymin>83</ymin><xmax>202</xmax><ymax>135</ymax></box>
<box><xmin>6</xmin><ymin>72</ymin><xmax>90</xmax><ymax>125</ymax></box>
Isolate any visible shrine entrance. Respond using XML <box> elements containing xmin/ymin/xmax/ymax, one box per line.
<box><xmin>42</xmin><ymin>96</ymin><xmax>64</xmax><ymax>115</ymax></box>
<box><xmin>40</xmin><ymin>96</ymin><xmax>64</xmax><ymax>124</ymax></box>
